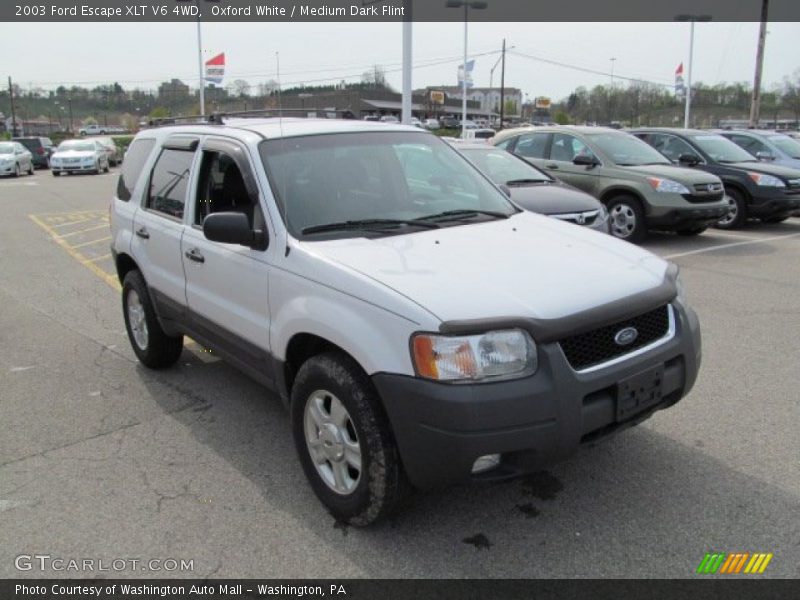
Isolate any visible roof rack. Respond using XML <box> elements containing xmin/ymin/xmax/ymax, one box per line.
<box><xmin>146</xmin><ymin>108</ymin><xmax>357</xmax><ymax>128</ymax></box>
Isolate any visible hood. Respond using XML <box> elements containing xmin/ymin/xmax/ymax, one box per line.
<box><xmin>728</xmin><ymin>161</ymin><xmax>800</xmax><ymax>181</ymax></box>
<box><xmin>624</xmin><ymin>163</ymin><xmax>721</xmax><ymax>185</ymax></box>
<box><xmin>53</xmin><ymin>150</ymin><xmax>95</xmax><ymax>159</ymax></box>
<box><xmin>302</xmin><ymin>212</ymin><xmax>669</xmax><ymax>323</ymax></box>
<box><xmin>510</xmin><ymin>180</ymin><xmax>601</xmax><ymax>215</ymax></box>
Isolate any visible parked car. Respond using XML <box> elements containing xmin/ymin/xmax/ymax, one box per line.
<box><xmin>0</xmin><ymin>141</ymin><xmax>35</xmax><ymax>177</ymax></box>
<box><xmin>422</xmin><ymin>118</ymin><xmax>440</xmax><ymax>130</ymax></box>
<box><xmin>441</xmin><ymin>116</ymin><xmax>461</xmax><ymax>129</ymax></box>
<box><xmin>493</xmin><ymin>126</ymin><xmax>728</xmax><ymax>241</ymax></box>
<box><xmin>111</xmin><ymin>118</ymin><xmax>702</xmax><ymax>525</ymax></box>
<box><xmin>50</xmin><ymin>139</ymin><xmax>110</xmax><ymax>175</ymax></box>
<box><xmin>409</xmin><ymin>117</ymin><xmax>423</xmax><ymax>128</ymax></box>
<box><xmin>632</xmin><ymin>128</ymin><xmax>800</xmax><ymax>227</ymax></box>
<box><xmin>717</xmin><ymin>130</ymin><xmax>800</xmax><ymax>171</ymax></box>
<box><xmin>94</xmin><ymin>136</ymin><xmax>122</xmax><ymax>166</ymax></box>
<box><xmin>461</xmin><ymin>128</ymin><xmax>497</xmax><ymax>142</ymax></box>
<box><xmin>79</xmin><ymin>123</ymin><xmax>126</xmax><ymax>136</ymax></box>
<box><xmin>451</xmin><ymin>141</ymin><xmax>610</xmax><ymax>233</ymax></box>
<box><xmin>362</xmin><ymin>115</ymin><xmax>380</xmax><ymax>122</ymax></box>
<box><xmin>13</xmin><ymin>136</ymin><xmax>54</xmax><ymax>169</ymax></box>
<box><xmin>379</xmin><ymin>115</ymin><xmax>399</xmax><ymax>123</ymax></box>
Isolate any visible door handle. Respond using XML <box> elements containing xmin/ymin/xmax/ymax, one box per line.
<box><xmin>185</xmin><ymin>248</ymin><xmax>205</xmax><ymax>264</ymax></box>
<box><xmin>135</xmin><ymin>227</ymin><xmax>150</xmax><ymax>239</ymax></box>
<box><xmin>545</xmin><ymin>163</ymin><xmax>559</xmax><ymax>169</ymax></box>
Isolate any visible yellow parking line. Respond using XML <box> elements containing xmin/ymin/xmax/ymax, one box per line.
<box><xmin>70</xmin><ymin>236</ymin><xmax>112</xmax><ymax>250</ymax></box>
<box><xmin>86</xmin><ymin>253</ymin><xmax>112</xmax><ymax>263</ymax></box>
<box><xmin>29</xmin><ymin>214</ymin><xmax>120</xmax><ymax>291</ymax></box>
<box><xmin>58</xmin><ymin>223</ymin><xmax>110</xmax><ymax>239</ymax></box>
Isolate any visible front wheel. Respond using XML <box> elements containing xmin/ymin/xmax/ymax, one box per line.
<box><xmin>122</xmin><ymin>270</ymin><xmax>183</xmax><ymax>369</ymax></box>
<box><xmin>607</xmin><ymin>195</ymin><xmax>647</xmax><ymax>242</ymax></box>
<box><xmin>28</xmin><ymin>162</ymin><xmax>34</xmax><ymax>175</ymax></box>
<box><xmin>291</xmin><ymin>352</ymin><xmax>408</xmax><ymax>526</ymax></box>
<box><xmin>13</xmin><ymin>164</ymin><xmax>20</xmax><ymax>178</ymax></box>
<box><xmin>716</xmin><ymin>189</ymin><xmax>747</xmax><ymax>229</ymax></box>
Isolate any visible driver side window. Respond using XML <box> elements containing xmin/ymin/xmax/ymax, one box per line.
<box><xmin>550</xmin><ymin>133</ymin><xmax>595</xmax><ymax>163</ymax></box>
<box><xmin>195</xmin><ymin>150</ymin><xmax>262</xmax><ymax>230</ymax></box>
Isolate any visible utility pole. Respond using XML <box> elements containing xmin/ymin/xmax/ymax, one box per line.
<box><xmin>749</xmin><ymin>0</ymin><xmax>769</xmax><ymax>128</ymax></box>
<box><xmin>401</xmin><ymin>0</ymin><xmax>412</xmax><ymax>125</ymax></box>
<box><xmin>8</xmin><ymin>77</ymin><xmax>17</xmax><ymax>136</ymax></box>
<box><xmin>499</xmin><ymin>39</ymin><xmax>506</xmax><ymax>129</ymax></box>
<box><xmin>675</xmin><ymin>14</ymin><xmax>712</xmax><ymax>129</ymax></box>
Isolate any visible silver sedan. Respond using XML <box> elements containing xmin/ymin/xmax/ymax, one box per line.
<box><xmin>0</xmin><ymin>141</ymin><xmax>35</xmax><ymax>177</ymax></box>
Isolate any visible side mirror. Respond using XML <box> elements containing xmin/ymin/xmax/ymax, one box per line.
<box><xmin>573</xmin><ymin>154</ymin><xmax>598</xmax><ymax>167</ymax></box>
<box><xmin>755</xmin><ymin>151</ymin><xmax>774</xmax><ymax>161</ymax></box>
<box><xmin>678</xmin><ymin>154</ymin><xmax>701</xmax><ymax>165</ymax></box>
<box><xmin>203</xmin><ymin>212</ymin><xmax>267</xmax><ymax>250</ymax></box>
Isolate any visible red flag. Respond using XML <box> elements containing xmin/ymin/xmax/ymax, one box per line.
<box><xmin>675</xmin><ymin>63</ymin><xmax>684</xmax><ymax>75</ymax></box>
<box><xmin>205</xmin><ymin>53</ymin><xmax>225</xmax><ymax>67</ymax></box>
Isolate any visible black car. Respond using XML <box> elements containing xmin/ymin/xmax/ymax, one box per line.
<box><xmin>13</xmin><ymin>137</ymin><xmax>54</xmax><ymax>169</ymax></box>
<box><xmin>441</xmin><ymin>116</ymin><xmax>461</xmax><ymax>129</ymax></box>
<box><xmin>632</xmin><ymin>128</ymin><xmax>800</xmax><ymax>228</ymax></box>
<box><xmin>451</xmin><ymin>141</ymin><xmax>610</xmax><ymax>233</ymax></box>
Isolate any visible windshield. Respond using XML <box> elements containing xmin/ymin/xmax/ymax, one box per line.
<box><xmin>260</xmin><ymin>131</ymin><xmax>517</xmax><ymax>238</ymax></box>
<box><xmin>768</xmin><ymin>135</ymin><xmax>800</xmax><ymax>159</ymax></box>
<box><xmin>586</xmin><ymin>132</ymin><xmax>671</xmax><ymax>166</ymax></box>
<box><xmin>0</xmin><ymin>142</ymin><xmax>14</xmax><ymax>154</ymax></box>
<box><xmin>57</xmin><ymin>141</ymin><xmax>95</xmax><ymax>152</ymax></box>
<box><xmin>690</xmin><ymin>134</ymin><xmax>755</xmax><ymax>163</ymax></box>
<box><xmin>460</xmin><ymin>147</ymin><xmax>550</xmax><ymax>184</ymax></box>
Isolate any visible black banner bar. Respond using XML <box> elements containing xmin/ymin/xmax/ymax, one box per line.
<box><xmin>2</xmin><ymin>579</ymin><xmax>800</xmax><ymax>600</ymax></box>
<box><xmin>4</xmin><ymin>0</ymin><xmax>800</xmax><ymax>22</ymax></box>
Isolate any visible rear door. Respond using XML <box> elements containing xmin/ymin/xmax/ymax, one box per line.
<box><xmin>510</xmin><ymin>132</ymin><xmax>551</xmax><ymax>170</ymax></box>
<box><xmin>180</xmin><ymin>137</ymin><xmax>273</xmax><ymax>382</ymax></box>
<box><xmin>131</xmin><ymin>136</ymin><xmax>198</xmax><ymax>320</ymax></box>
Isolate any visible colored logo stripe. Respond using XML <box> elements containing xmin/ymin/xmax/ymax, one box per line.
<box><xmin>697</xmin><ymin>552</ymin><xmax>773</xmax><ymax>574</ymax></box>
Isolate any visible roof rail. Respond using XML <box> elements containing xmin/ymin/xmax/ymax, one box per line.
<box><xmin>147</xmin><ymin>115</ymin><xmax>210</xmax><ymax>128</ymax></box>
<box><xmin>145</xmin><ymin>108</ymin><xmax>358</xmax><ymax>129</ymax></box>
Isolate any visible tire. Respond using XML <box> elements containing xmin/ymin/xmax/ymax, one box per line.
<box><xmin>94</xmin><ymin>161</ymin><xmax>102</xmax><ymax>175</ymax></box>
<box><xmin>291</xmin><ymin>352</ymin><xmax>408</xmax><ymax>526</ymax></box>
<box><xmin>104</xmin><ymin>160</ymin><xmax>110</xmax><ymax>173</ymax></box>
<box><xmin>716</xmin><ymin>188</ymin><xmax>747</xmax><ymax>229</ymax></box>
<box><xmin>122</xmin><ymin>270</ymin><xmax>183</xmax><ymax>369</ymax></box>
<box><xmin>676</xmin><ymin>226</ymin><xmax>707</xmax><ymax>236</ymax></box>
<box><xmin>52</xmin><ymin>171</ymin><xmax>59</xmax><ymax>177</ymax></box>
<box><xmin>762</xmin><ymin>216</ymin><xmax>789</xmax><ymax>224</ymax></box>
<box><xmin>28</xmin><ymin>162</ymin><xmax>34</xmax><ymax>175</ymax></box>
<box><xmin>606</xmin><ymin>195</ymin><xmax>647</xmax><ymax>242</ymax></box>
<box><xmin>13</xmin><ymin>164</ymin><xmax>20</xmax><ymax>178</ymax></box>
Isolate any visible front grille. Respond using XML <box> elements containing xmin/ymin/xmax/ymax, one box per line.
<box><xmin>693</xmin><ymin>182</ymin><xmax>724</xmax><ymax>194</ymax></box>
<box><xmin>553</xmin><ymin>210</ymin><xmax>599</xmax><ymax>227</ymax></box>
<box><xmin>559</xmin><ymin>305</ymin><xmax>671</xmax><ymax>371</ymax></box>
<box><xmin>682</xmin><ymin>191</ymin><xmax>724</xmax><ymax>204</ymax></box>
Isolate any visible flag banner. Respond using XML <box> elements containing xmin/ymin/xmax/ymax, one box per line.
<box><xmin>205</xmin><ymin>52</ymin><xmax>226</xmax><ymax>86</ymax></box>
<box><xmin>674</xmin><ymin>62</ymin><xmax>685</xmax><ymax>96</ymax></box>
<box><xmin>457</xmin><ymin>60</ymin><xmax>475</xmax><ymax>88</ymax></box>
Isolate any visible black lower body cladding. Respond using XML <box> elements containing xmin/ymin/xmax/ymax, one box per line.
<box><xmin>648</xmin><ymin>205</ymin><xmax>729</xmax><ymax>230</ymax></box>
<box><xmin>748</xmin><ymin>194</ymin><xmax>800</xmax><ymax>219</ymax></box>
<box><xmin>373</xmin><ymin>302</ymin><xmax>701</xmax><ymax>490</ymax></box>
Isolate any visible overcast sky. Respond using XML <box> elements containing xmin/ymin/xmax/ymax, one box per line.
<box><xmin>1</xmin><ymin>21</ymin><xmax>798</xmax><ymax>100</ymax></box>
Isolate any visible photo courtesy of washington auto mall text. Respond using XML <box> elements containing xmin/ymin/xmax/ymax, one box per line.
<box><xmin>1</xmin><ymin>0</ymin><xmax>800</xmax><ymax>599</ymax></box>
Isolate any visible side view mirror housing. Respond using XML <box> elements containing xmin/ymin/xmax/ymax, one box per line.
<box><xmin>678</xmin><ymin>153</ymin><xmax>701</xmax><ymax>166</ymax></box>
<box><xmin>203</xmin><ymin>212</ymin><xmax>267</xmax><ymax>250</ymax></box>
<box><xmin>573</xmin><ymin>154</ymin><xmax>598</xmax><ymax>167</ymax></box>
<box><xmin>755</xmin><ymin>151</ymin><xmax>775</xmax><ymax>161</ymax></box>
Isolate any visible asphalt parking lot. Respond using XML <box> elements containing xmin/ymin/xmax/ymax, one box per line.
<box><xmin>1</xmin><ymin>171</ymin><xmax>799</xmax><ymax>579</ymax></box>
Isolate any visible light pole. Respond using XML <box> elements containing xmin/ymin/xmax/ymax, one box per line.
<box><xmin>446</xmin><ymin>0</ymin><xmax>487</xmax><ymax>137</ymax></box>
<box><xmin>675</xmin><ymin>14</ymin><xmax>711</xmax><ymax>128</ymax></box>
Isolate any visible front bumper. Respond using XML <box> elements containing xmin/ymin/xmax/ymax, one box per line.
<box><xmin>52</xmin><ymin>163</ymin><xmax>97</xmax><ymax>173</ymax></box>
<box><xmin>373</xmin><ymin>301</ymin><xmax>701</xmax><ymax>489</ymax></box>
<box><xmin>648</xmin><ymin>204</ymin><xmax>729</xmax><ymax>229</ymax></box>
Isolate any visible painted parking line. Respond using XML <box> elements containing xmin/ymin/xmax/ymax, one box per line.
<box><xmin>57</xmin><ymin>223</ymin><xmax>112</xmax><ymax>239</ymax></box>
<box><xmin>70</xmin><ymin>236</ymin><xmax>112</xmax><ymax>250</ymax></box>
<box><xmin>663</xmin><ymin>232</ymin><xmax>800</xmax><ymax>260</ymax></box>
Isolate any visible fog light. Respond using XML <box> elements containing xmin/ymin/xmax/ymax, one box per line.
<box><xmin>471</xmin><ymin>454</ymin><xmax>501</xmax><ymax>474</ymax></box>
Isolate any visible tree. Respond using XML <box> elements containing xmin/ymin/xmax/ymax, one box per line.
<box><xmin>553</xmin><ymin>110</ymin><xmax>570</xmax><ymax>125</ymax></box>
<box><xmin>228</xmin><ymin>79</ymin><xmax>251</xmax><ymax>98</ymax></box>
<box><xmin>149</xmin><ymin>106</ymin><xmax>170</xmax><ymax>119</ymax></box>
<box><xmin>361</xmin><ymin>65</ymin><xmax>390</xmax><ymax>90</ymax></box>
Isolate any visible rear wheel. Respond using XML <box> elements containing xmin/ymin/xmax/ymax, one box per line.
<box><xmin>291</xmin><ymin>352</ymin><xmax>408</xmax><ymax>526</ymax></box>
<box><xmin>716</xmin><ymin>188</ymin><xmax>747</xmax><ymax>229</ymax></box>
<box><xmin>122</xmin><ymin>270</ymin><xmax>183</xmax><ymax>369</ymax></box>
<box><xmin>607</xmin><ymin>195</ymin><xmax>647</xmax><ymax>242</ymax></box>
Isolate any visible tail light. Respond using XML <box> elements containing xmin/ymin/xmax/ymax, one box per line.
<box><xmin>36</xmin><ymin>147</ymin><xmax>45</xmax><ymax>155</ymax></box>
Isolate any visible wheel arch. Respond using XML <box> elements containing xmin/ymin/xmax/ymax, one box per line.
<box><xmin>115</xmin><ymin>251</ymin><xmax>139</xmax><ymax>285</ymax></box>
<box><xmin>600</xmin><ymin>186</ymin><xmax>648</xmax><ymax>211</ymax></box>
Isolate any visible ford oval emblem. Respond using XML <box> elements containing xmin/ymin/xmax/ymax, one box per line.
<box><xmin>614</xmin><ymin>327</ymin><xmax>638</xmax><ymax>346</ymax></box>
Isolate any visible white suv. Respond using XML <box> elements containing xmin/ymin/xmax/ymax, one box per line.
<box><xmin>110</xmin><ymin>117</ymin><xmax>702</xmax><ymax>525</ymax></box>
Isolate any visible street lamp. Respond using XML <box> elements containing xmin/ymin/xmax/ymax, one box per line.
<box><xmin>675</xmin><ymin>14</ymin><xmax>712</xmax><ymax>128</ymax></box>
<box><xmin>446</xmin><ymin>0</ymin><xmax>487</xmax><ymax>137</ymax></box>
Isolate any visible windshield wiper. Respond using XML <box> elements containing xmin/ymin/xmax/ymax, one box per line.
<box><xmin>415</xmin><ymin>209</ymin><xmax>512</xmax><ymax>222</ymax></box>
<box><xmin>505</xmin><ymin>178</ymin><xmax>550</xmax><ymax>186</ymax></box>
<box><xmin>302</xmin><ymin>218</ymin><xmax>440</xmax><ymax>235</ymax></box>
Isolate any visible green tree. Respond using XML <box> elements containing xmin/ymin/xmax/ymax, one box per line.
<box><xmin>553</xmin><ymin>110</ymin><xmax>570</xmax><ymax>125</ymax></box>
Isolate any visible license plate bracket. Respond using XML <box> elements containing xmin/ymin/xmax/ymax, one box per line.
<box><xmin>616</xmin><ymin>365</ymin><xmax>665</xmax><ymax>421</ymax></box>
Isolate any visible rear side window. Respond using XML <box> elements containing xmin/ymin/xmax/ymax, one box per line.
<box><xmin>515</xmin><ymin>133</ymin><xmax>549</xmax><ymax>159</ymax></box>
<box><xmin>116</xmin><ymin>138</ymin><xmax>156</xmax><ymax>202</ymax></box>
<box><xmin>146</xmin><ymin>148</ymin><xmax>194</xmax><ymax>219</ymax></box>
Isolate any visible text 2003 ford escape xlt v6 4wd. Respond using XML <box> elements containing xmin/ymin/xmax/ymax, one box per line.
<box><xmin>110</xmin><ymin>117</ymin><xmax>702</xmax><ymax>525</ymax></box>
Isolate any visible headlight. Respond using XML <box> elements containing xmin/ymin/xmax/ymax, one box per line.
<box><xmin>646</xmin><ymin>177</ymin><xmax>690</xmax><ymax>194</ymax></box>
<box><xmin>411</xmin><ymin>329</ymin><xmax>537</xmax><ymax>382</ymax></box>
<box><xmin>675</xmin><ymin>272</ymin><xmax>687</xmax><ymax>305</ymax></box>
<box><xmin>747</xmin><ymin>172</ymin><xmax>786</xmax><ymax>187</ymax></box>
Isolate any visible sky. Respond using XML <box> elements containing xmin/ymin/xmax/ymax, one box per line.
<box><xmin>1</xmin><ymin>21</ymin><xmax>798</xmax><ymax>101</ymax></box>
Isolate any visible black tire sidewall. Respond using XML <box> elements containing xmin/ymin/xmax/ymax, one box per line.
<box><xmin>607</xmin><ymin>195</ymin><xmax>646</xmax><ymax>242</ymax></box>
<box><xmin>291</xmin><ymin>353</ymin><xmax>399</xmax><ymax>525</ymax></box>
